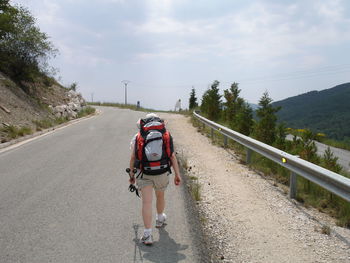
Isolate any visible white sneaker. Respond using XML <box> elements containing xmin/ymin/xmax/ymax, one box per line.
<box><xmin>156</xmin><ymin>214</ymin><xmax>167</xmax><ymax>228</ymax></box>
<box><xmin>140</xmin><ymin>233</ymin><xmax>153</xmax><ymax>245</ymax></box>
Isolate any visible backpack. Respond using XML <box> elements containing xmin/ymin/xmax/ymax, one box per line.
<box><xmin>134</xmin><ymin>116</ymin><xmax>172</xmax><ymax>175</ymax></box>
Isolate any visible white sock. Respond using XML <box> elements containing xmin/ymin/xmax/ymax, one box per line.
<box><xmin>157</xmin><ymin>213</ymin><xmax>166</xmax><ymax>221</ymax></box>
<box><xmin>144</xmin><ymin>228</ymin><xmax>152</xmax><ymax>236</ymax></box>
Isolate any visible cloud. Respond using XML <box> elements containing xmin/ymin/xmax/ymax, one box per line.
<box><xmin>132</xmin><ymin>1</ymin><xmax>350</xmax><ymax>67</ymax></box>
<box><xmin>36</xmin><ymin>0</ymin><xmax>60</xmax><ymax>24</ymax></box>
<box><xmin>14</xmin><ymin>0</ymin><xmax>111</xmax><ymax>68</ymax></box>
<box><xmin>54</xmin><ymin>40</ymin><xmax>112</xmax><ymax>67</ymax></box>
<box><xmin>316</xmin><ymin>0</ymin><xmax>344</xmax><ymax>21</ymax></box>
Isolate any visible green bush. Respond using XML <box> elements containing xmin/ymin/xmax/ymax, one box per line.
<box><xmin>77</xmin><ymin>106</ymin><xmax>96</xmax><ymax>118</ymax></box>
<box><xmin>0</xmin><ymin>2</ymin><xmax>57</xmax><ymax>84</ymax></box>
<box><xmin>33</xmin><ymin>119</ymin><xmax>53</xmax><ymax>131</ymax></box>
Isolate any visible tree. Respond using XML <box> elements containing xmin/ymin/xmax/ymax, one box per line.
<box><xmin>322</xmin><ymin>147</ymin><xmax>342</xmax><ymax>173</ymax></box>
<box><xmin>223</xmin><ymin>82</ymin><xmax>241</xmax><ymax>124</ymax></box>
<box><xmin>274</xmin><ymin>123</ymin><xmax>287</xmax><ymax>150</ymax></box>
<box><xmin>235</xmin><ymin>101</ymin><xmax>253</xmax><ymax>136</ymax></box>
<box><xmin>298</xmin><ymin>129</ymin><xmax>319</xmax><ymax>163</ymax></box>
<box><xmin>0</xmin><ymin>0</ymin><xmax>17</xmax><ymax>40</ymax></box>
<box><xmin>0</xmin><ymin>3</ymin><xmax>57</xmax><ymax>82</ymax></box>
<box><xmin>254</xmin><ymin>91</ymin><xmax>281</xmax><ymax>145</ymax></box>
<box><xmin>189</xmin><ymin>87</ymin><xmax>198</xmax><ymax>110</ymax></box>
<box><xmin>69</xmin><ymin>82</ymin><xmax>78</xmax><ymax>91</ymax></box>
<box><xmin>200</xmin><ymin>80</ymin><xmax>222</xmax><ymax>121</ymax></box>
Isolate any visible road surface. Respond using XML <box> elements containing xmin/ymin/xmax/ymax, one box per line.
<box><xmin>0</xmin><ymin>107</ymin><xmax>205</xmax><ymax>263</ymax></box>
<box><xmin>286</xmin><ymin>134</ymin><xmax>350</xmax><ymax>172</ymax></box>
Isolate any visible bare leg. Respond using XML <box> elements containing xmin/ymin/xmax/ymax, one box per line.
<box><xmin>141</xmin><ymin>185</ymin><xmax>153</xmax><ymax>229</ymax></box>
<box><xmin>155</xmin><ymin>190</ymin><xmax>165</xmax><ymax>215</ymax></box>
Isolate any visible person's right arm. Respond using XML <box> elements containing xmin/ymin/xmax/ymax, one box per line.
<box><xmin>129</xmin><ymin>149</ymin><xmax>136</xmax><ymax>184</ymax></box>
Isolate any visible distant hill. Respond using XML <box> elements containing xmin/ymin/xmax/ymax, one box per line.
<box><xmin>249</xmin><ymin>103</ymin><xmax>259</xmax><ymax>111</ymax></box>
<box><xmin>272</xmin><ymin>83</ymin><xmax>350</xmax><ymax>141</ymax></box>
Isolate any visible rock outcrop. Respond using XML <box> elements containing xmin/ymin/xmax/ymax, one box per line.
<box><xmin>51</xmin><ymin>90</ymin><xmax>86</xmax><ymax>119</ymax></box>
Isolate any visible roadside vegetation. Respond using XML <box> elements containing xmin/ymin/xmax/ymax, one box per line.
<box><xmin>89</xmin><ymin>101</ymin><xmax>181</xmax><ymax>114</ymax></box>
<box><xmin>77</xmin><ymin>106</ymin><xmax>96</xmax><ymax>118</ymax></box>
<box><xmin>0</xmin><ymin>1</ymin><xmax>58</xmax><ymax>88</ymax></box>
<box><xmin>177</xmin><ymin>152</ymin><xmax>202</xmax><ymax>202</ymax></box>
<box><xmin>317</xmin><ymin>138</ymin><xmax>350</xmax><ymax>152</ymax></box>
<box><xmin>33</xmin><ymin>106</ymin><xmax>96</xmax><ymax>130</ymax></box>
<box><xmin>273</xmin><ymin>83</ymin><xmax>350</xmax><ymax>149</ymax></box>
<box><xmin>188</xmin><ymin>81</ymin><xmax>350</xmax><ymax>228</ymax></box>
<box><xmin>0</xmin><ymin>125</ymin><xmax>33</xmax><ymax>142</ymax></box>
<box><xmin>0</xmin><ymin>107</ymin><xmax>96</xmax><ymax>143</ymax></box>
<box><xmin>0</xmin><ymin>2</ymin><xmax>96</xmax><ymax>144</ymax></box>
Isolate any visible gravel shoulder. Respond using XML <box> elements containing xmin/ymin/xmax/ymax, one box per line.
<box><xmin>163</xmin><ymin>113</ymin><xmax>350</xmax><ymax>263</ymax></box>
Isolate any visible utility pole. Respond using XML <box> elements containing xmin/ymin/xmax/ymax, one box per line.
<box><xmin>91</xmin><ymin>93</ymin><xmax>94</xmax><ymax>103</ymax></box>
<box><xmin>121</xmin><ymin>80</ymin><xmax>130</xmax><ymax>105</ymax></box>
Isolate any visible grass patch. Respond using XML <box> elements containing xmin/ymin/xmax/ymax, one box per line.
<box><xmin>177</xmin><ymin>152</ymin><xmax>202</xmax><ymax>202</ymax></box>
<box><xmin>33</xmin><ymin>116</ymin><xmax>72</xmax><ymax>131</ymax></box>
<box><xmin>33</xmin><ymin>119</ymin><xmax>55</xmax><ymax>130</ymax></box>
<box><xmin>187</xmin><ymin>174</ymin><xmax>202</xmax><ymax>201</ymax></box>
<box><xmin>190</xmin><ymin>180</ymin><xmax>202</xmax><ymax>201</ymax></box>
<box><xmin>1</xmin><ymin>78</ymin><xmax>17</xmax><ymax>89</ymax></box>
<box><xmin>33</xmin><ymin>106</ymin><xmax>96</xmax><ymax>131</ymax></box>
<box><xmin>1</xmin><ymin>125</ymin><xmax>33</xmax><ymax>142</ymax></box>
<box><xmin>77</xmin><ymin>106</ymin><xmax>96</xmax><ymax>118</ymax></box>
<box><xmin>1</xmin><ymin>106</ymin><xmax>97</xmax><ymax>143</ymax></box>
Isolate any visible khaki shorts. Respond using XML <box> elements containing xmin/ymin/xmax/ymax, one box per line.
<box><xmin>137</xmin><ymin>173</ymin><xmax>169</xmax><ymax>191</ymax></box>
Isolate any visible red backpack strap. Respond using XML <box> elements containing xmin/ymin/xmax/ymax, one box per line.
<box><xmin>142</xmin><ymin>123</ymin><xmax>165</xmax><ymax>132</ymax></box>
<box><xmin>162</xmin><ymin>131</ymin><xmax>171</xmax><ymax>159</ymax></box>
<box><xmin>135</xmin><ymin>132</ymin><xmax>145</xmax><ymax>161</ymax></box>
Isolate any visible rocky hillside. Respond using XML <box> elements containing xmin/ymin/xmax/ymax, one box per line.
<box><xmin>0</xmin><ymin>71</ymin><xmax>87</xmax><ymax>142</ymax></box>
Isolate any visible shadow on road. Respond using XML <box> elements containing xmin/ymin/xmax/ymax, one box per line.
<box><xmin>132</xmin><ymin>224</ymin><xmax>188</xmax><ymax>263</ymax></box>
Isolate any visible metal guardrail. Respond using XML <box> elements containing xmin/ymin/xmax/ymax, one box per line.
<box><xmin>193</xmin><ymin>111</ymin><xmax>350</xmax><ymax>202</ymax></box>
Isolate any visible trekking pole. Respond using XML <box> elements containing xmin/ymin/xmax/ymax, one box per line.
<box><xmin>126</xmin><ymin>168</ymin><xmax>137</xmax><ymax>176</ymax></box>
<box><xmin>126</xmin><ymin>168</ymin><xmax>140</xmax><ymax>197</ymax></box>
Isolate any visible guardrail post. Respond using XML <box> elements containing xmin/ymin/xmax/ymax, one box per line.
<box><xmin>211</xmin><ymin>128</ymin><xmax>214</xmax><ymax>140</ymax></box>
<box><xmin>289</xmin><ymin>172</ymin><xmax>297</xmax><ymax>199</ymax></box>
<box><xmin>202</xmin><ymin>123</ymin><xmax>205</xmax><ymax>130</ymax></box>
<box><xmin>246</xmin><ymin>148</ymin><xmax>252</xmax><ymax>164</ymax></box>
<box><xmin>223</xmin><ymin>135</ymin><xmax>228</xmax><ymax>148</ymax></box>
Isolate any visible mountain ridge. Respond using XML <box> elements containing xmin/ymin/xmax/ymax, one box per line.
<box><xmin>272</xmin><ymin>82</ymin><xmax>350</xmax><ymax>141</ymax></box>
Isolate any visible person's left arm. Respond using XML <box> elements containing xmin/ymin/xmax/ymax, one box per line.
<box><xmin>170</xmin><ymin>153</ymin><xmax>181</xmax><ymax>185</ymax></box>
<box><xmin>169</xmin><ymin>135</ymin><xmax>181</xmax><ymax>185</ymax></box>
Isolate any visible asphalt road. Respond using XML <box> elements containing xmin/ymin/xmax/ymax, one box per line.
<box><xmin>314</xmin><ymin>141</ymin><xmax>350</xmax><ymax>173</ymax></box>
<box><xmin>0</xmin><ymin>107</ymin><xmax>204</xmax><ymax>263</ymax></box>
<box><xmin>286</xmin><ymin>135</ymin><xmax>350</xmax><ymax>172</ymax></box>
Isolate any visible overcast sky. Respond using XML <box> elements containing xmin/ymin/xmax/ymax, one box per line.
<box><xmin>12</xmin><ymin>0</ymin><xmax>350</xmax><ymax>110</ymax></box>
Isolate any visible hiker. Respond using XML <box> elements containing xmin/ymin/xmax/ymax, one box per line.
<box><xmin>128</xmin><ymin>113</ymin><xmax>181</xmax><ymax>245</ymax></box>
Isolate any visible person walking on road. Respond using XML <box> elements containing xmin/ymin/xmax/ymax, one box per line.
<box><xmin>128</xmin><ymin>113</ymin><xmax>181</xmax><ymax>245</ymax></box>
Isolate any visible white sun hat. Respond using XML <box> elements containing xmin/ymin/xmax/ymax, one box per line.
<box><xmin>145</xmin><ymin>113</ymin><xmax>159</xmax><ymax>118</ymax></box>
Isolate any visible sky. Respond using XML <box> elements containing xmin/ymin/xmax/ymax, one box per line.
<box><xmin>12</xmin><ymin>0</ymin><xmax>350</xmax><ymax>110</ymax></box>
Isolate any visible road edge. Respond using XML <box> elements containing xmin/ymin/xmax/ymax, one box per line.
<box><xmin>177</xmin><ymin>153</ymin><xmax>216</xmax><ymax>263</ymax></box>
<box><xmin>0</xmin><ymin>109</ymin><xmax>101</xmax><ymax>152</ymax></box>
